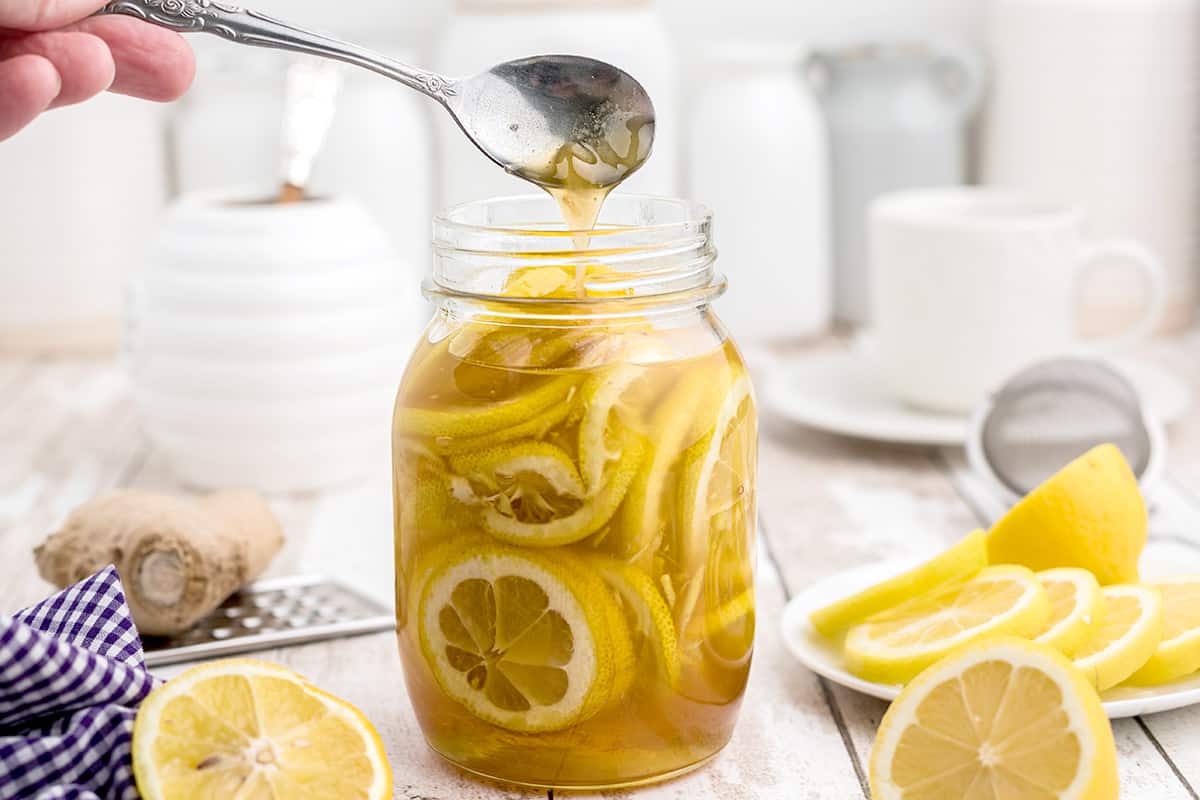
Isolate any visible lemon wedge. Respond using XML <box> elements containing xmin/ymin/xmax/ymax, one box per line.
<box><xmin>844</xmin><ymin>565</ymin><xmax>1051</xmax><ymax>684</ymax></box>
<box><xmin>810</xmin><ymin>531</ymin><xmax>988</xmax><ymax>639</ymax></box>
<box><xmin>987</xmin><ymin>444</ymin><xmax>1147</xmax><ymax>584</ymax></box>
<box><xmin>417</xmin><ymin>545</ymin><xmax>628</xmax><ymax>732</ymax></box>
<box><xmin>1125</xmin><ymin>578</ymin><xmax>1200</xmax><ymax>686</ymax></box>
<box><xmin>869</xmin><ymin>637</ymin><xmax>1118</xmax><ymax>800</ymax></box>
<box><xmin>1072</xmin><ymin>584</ymin><xmax>1163</xmax><ymax>691</ymax></box>
<box><xmin>132</xmin><ymin>659</ymin><xmax>391</xmax><ymax>800</ymax></box>
<box><xmin>1033</xmin><ymin>567</ymin><xmax>1105</xmax><ymax>656</ymax></box>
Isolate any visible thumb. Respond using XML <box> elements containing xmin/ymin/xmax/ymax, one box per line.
<box><xmin>0</xmin><ymin>0</ymin><xmax>113</xmax><ymax>32</ymax></box>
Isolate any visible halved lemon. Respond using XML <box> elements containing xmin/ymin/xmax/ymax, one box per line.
<box><xmin>1125</xmin><ymin>578</ymin><xmax>1200</xmax><ymax>686</ymax></box>
<box><xmin>810</xmin><ymin>531</ymin><xmax>989</xmax><ymax>639</ymax></box>
<box><xmin>1072</xmin><ymin>584</ymin><xmax>1163</xmax><ymax>691</ymax></box>
<box><xmin>451</xmin><ymin>437</ymin><xmax>644</xmax><ymax>547</ymax></box>
<box><xmin>674</xmin><ymin>375</ymin><xmax>756</xmax><ymax>633</ymax></box>
<box><xmin>987</xmin><ymin>443</ymin><xmax>1147</xmax><ymax>584</ymax></box>
<box><xmin>396</xmin><ymin>375</ymin><xmax>578</xmax><ymax>440</ymax></box>
<box><xmin>1033</xmin><ymin>567</ymin><xmax>1105</xmax><ymax>656</ymax></box>
<box><xmin>844</xmin><ymin>565</ymin><xmax>1051</xmax><ymax>684</ymax></box>
<box><xmin>869</xmin><ymin>637</ymin><xmax>1119</xmax><ymax>800</ymax></box>
<box><xmin>593</xmin><ymin>555</ymin><xmax>681</xmax><ymax>690</ymax></box>
<box><xmin>417</xmin><ymin>544</ymin><xmax>629</xmax><ymax>732</ymax></box>
<box><xmin>132</xmin><ymin>659</ymin><xmax>391</xmax><ymax>800</ymax></box>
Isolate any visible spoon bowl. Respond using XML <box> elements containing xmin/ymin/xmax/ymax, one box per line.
<box><xmin>450</xmin><ymin>55</ymin><xmax>655</xmax><ymax>190</ymax></box>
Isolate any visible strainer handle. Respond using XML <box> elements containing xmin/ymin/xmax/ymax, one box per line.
<box><xmin>1075</xmin><ymin>239</ymin><xmax>1167</xmax><ymax>352</ymax></box>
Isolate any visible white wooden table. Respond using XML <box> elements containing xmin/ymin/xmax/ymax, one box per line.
<box><xmin>4</xmin><ymin>334</ymin><xmax>1200</xmax><ymax>798</ymax></box>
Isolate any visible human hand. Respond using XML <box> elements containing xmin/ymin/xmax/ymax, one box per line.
<box><xmin>0</xmin><ymin>0</ymin><xmax>195</xmax><ymax>141</ymax></box>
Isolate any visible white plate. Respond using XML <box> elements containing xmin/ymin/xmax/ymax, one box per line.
<box><xmin>781</xmin><ymin>558</ymin><xmax>1200</xmax><ymax>719</ymax></box>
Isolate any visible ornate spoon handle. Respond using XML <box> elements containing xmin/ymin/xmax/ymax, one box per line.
<box><xmin>98</xmin><ymin>0</ymin><xmax>457</xmax><ymax>103</ymax></box>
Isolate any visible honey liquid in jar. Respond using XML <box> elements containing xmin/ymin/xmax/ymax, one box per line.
<box><xmin>393</xmin><ymin>195</ymin><xmax>756</xmax><ymax>790</ymax></box>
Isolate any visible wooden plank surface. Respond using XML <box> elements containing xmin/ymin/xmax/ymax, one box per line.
<box><xmin>4</xmin><ymin>341</ymin><xmax>1200</xmax><ymax>797</ymax></box>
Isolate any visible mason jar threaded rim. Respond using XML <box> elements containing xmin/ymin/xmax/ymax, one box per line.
<box><xmin>429</xmin><ymin>194</ymin><xmax>722</xmax><ymax>305</ymax></box>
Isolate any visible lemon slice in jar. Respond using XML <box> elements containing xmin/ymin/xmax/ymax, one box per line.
<box><xmin>396</xmin><ymin>375</ymin><xmax>579</xmax><ymax>441</ymax></box>
<box><xmin>417</xmin><ymin>545</ymin><xmax>629</xmax><ymax>732</ymax></box>
<box><xmin>577</xmin><ymin>363</ymin><xmax>663</xmax><ymax>492</ymax></box>
<box><xmin>613</xmin><ymin>365</ymin><xmax>735</xmax><ymax>564</ymax></box>
<box><xmin>450</xmin><ymin>438</ymin><xmax>645</xmax><ymax>547</ymax></box>
<box><xmin>591</xmin><ymin>556</ymin><xmax>681</xmax><ymax>689</ymax></box>
<box><xmin>673</xmin><ymin>375</ymin><xmax>756</xmax><ymax>633</ymax></box>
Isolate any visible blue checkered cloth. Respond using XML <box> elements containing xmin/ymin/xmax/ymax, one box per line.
<box><xmin>1</xmin><ymin>567</ymin><xmax>155</xmax><ymax>800</ymax></box>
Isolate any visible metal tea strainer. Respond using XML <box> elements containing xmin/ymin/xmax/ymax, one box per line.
<box><xmin>966</xmin><ymin>357</ymin><xmax>1166</xmax><ymax>500</ymax></box>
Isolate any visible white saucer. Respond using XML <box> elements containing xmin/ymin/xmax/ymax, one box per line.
<box><xmin>781</xmin><ymin>559</ymin><xmax>1200</xmax><ymax>719</ymax></box>
<box><xmin>763</xmin><ymin>350</ymin><xmax>1191</xmax><ymax>447</ymax></box>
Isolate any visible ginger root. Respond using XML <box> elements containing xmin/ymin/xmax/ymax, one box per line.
<box><xmin>34</xmin><ymin>489</ymin><xmax>284</xmax><ymax>636</ymax></box>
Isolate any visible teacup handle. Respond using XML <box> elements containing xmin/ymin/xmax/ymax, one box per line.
<box><xmin>1075</xmin><ymin>240</ymin><xmax>1167</xmax><ymax>352</ymax></box>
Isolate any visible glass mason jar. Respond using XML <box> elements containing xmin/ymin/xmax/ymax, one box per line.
<box><xmin>392</xmin><ymin>195</ymin><xmax>757</xmax><ymax>790</ymax></box>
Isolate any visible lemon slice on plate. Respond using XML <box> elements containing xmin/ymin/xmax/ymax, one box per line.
<box><xmin>844</xmin><ymin>565</ymin><xmax>1051</xmax><ymax>684</ymax></box>
<box><xmin>1033</xmin><ymin>567</ymin><xmax>1105</xmax><ymax>656</ymax></box>
<box><xmin>132</xmin><ymin>659</ymin><xmax>391</xmax><ymax>800</ymax></box>
<box><xmin>1124</xmin><ymin>578</ymin><xmax>1200</xmax><ymax>686</ymax></box>
<box><xmin>809</xmin><ymin>530</ymin><xmax>988</xmax><ymax>639</ymax></box>
<box><xmin>451</xmin><ymin>437</ymin><xmax>644</xmax><ymax>547</ymax></box>
<box><xmin>418</xmin><ymin>545</ymin><xmax>629</xmax><ymax>732</ymax></box>
<box><xmin>1072</xmin><ymin>584</ymin><xmax>1163</xmax><ymax>691</ymax></box>
<box><xmin>869</xmin><ymin>637</ymin><xmax>1118</xmax><ymax>800</ymax></box>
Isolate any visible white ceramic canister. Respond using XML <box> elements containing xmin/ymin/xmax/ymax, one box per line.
<box><xmin>983</xmin><ymin>0</ymin><xmax>1200</xmax><ymax>333</ymax></box>
<box><xmin>432</xmin><ymin>0</ymin><xmax>681</xmax><ymax>207</ymax></box>
<box><xmin>688</xmin><ymin>43</ymin><xmax>830</xmax><ymax>342</ymax></box>
<box><xmin>809</xmin><ymin>41</ymin><xmax>985</xmax><ymax>326</ymax></box>
<box><xmin>127</xmin><ymin>190</ymin><xmax>424</xmax><ymax>493</ymax></box>
<box><xmin>171</xmin><ymin>40</ymin><xmax>433</xmax><ymax>280</ymax></box>
<box><xmin>0</xmin><ymin>93</ymin><xmax>168</xmax><ymax>354</ymax></box>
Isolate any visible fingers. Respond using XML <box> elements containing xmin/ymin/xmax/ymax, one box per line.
<box><xmin>0</xmin><ymin>0</ymin><xmax>109</xmax><ymax>31</ymax></box>
<box><xmin>0</xmin><ymin>54</ymin><xmax>60</xmax><ymax>141</ymax></box>
<box><xmin>0</xmin><ymin>30</ymin><xmax>114</xmax><ymax>107</ymax></box>
<box><xmin>71</xmin><ymin>15</ymin><xmax>194</xmax><ymax>101</ymax></box>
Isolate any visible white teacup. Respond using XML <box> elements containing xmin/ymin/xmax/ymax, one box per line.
<box><xmin>870</xmin><ymin>188</ymin><xmax>1166</xmax><ymax>413</ymax></box>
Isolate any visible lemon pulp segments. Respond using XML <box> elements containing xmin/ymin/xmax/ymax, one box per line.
<box><xmin>132</xmin><ymin>659</ymin><xmax>391</xmax><ymax>800</ymax></box>
<box><xmin>868</xmin><ymin>637</ymin><xmax>1119</xmax><ymax>800</ymax></box>
<box><xmin>1072</xmin><ymin>583</ymin><xmax>1163</xmax><ymax>691</ymax></box>
<box><xmin>809</xmin><ymin>530</ymin><xmax>989</xmax><ymax>639</ymax></box>
<box><xmin>844</xmin><ymin>565</ymin><xmax>1052</xmax><ymax>684</ymax></box>
<box><xmin>418</xmin><ymin>545</ymin><xmax>629</xmax><ymax>732</ymax></box>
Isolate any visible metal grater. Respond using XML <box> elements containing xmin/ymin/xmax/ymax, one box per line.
<box><xmin>141</xmin><ymin>575</ymin><xmax>395</xmax><ymax>667</ymax></box>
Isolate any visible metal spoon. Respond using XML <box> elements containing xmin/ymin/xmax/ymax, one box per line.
<box><xmin>98</xmin><ymin>1</ymin><xmax>656</xmax><ymax>192</ymax></box>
